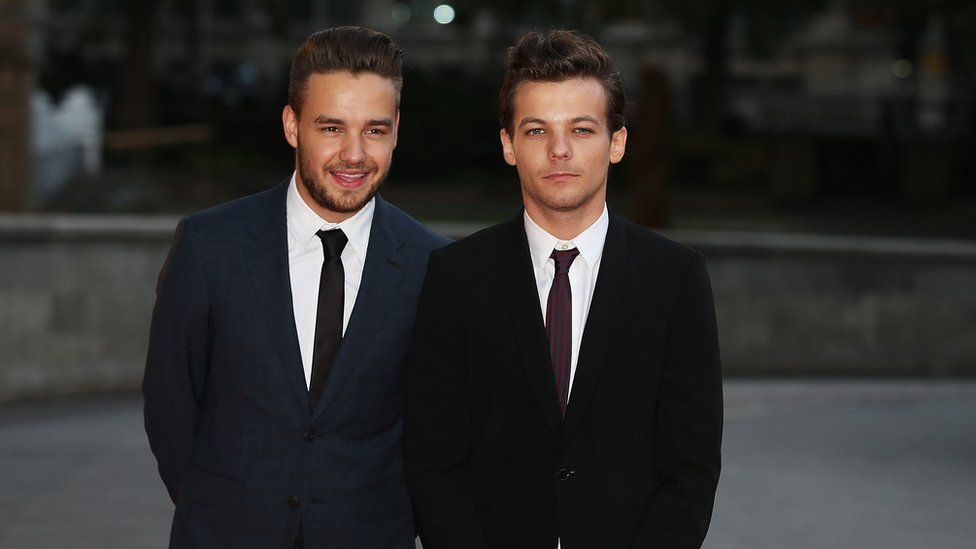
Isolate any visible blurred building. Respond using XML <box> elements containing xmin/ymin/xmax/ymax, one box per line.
<box><xmin>9</xmin><ymin>0</ymin><xmax>971</xmax><ymax>212</ymax></box>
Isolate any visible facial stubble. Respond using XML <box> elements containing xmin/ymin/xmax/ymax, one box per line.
<box><xmin>296</xmin><ymin>142</ymin><xmax>386</xmax><ymax>215</ymax></box>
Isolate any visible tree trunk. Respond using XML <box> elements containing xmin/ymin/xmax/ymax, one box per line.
<box><xmin>694</xmin><ymin>0</ymin><xmax>731</xmax><ymax>132</ymax></box>
<box><xmin>0</xmin><ymin>0</ymin><xmax>31</xmax><ymax>211</ymax></box>
<box><xmin>115</xmin><ymin>0</ymin><xmax>159</xmax><ymax>129</ymax></box>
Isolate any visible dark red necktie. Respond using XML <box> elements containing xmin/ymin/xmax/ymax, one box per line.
<box><xmin>309</xmin><ymin>228</ymin><xmax>347</xmax><ymax>411</ymax></box>
<box><xmin>546</xmin><ymin>247</ymin><xmax>579</xmax><ymax>415</ymax></box>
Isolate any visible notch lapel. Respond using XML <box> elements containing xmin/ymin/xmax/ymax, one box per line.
<box><xmin>507</xmin><ymin>217</ymin><xmax>562</xmax><ymax>436</ymax></box>
<box><xmin>560</xmin><ymin>215</ymin><xmax>628</xmax><ymax>448</ymax></box>
<box><xmin>244</xmin><ymin>181</ymin><xmax>310</xmax><ymax>408</ymax></box>
<box><xmin>311</xmin><ymin>196</ymin><xmax>406</xmax><ymax>422</ymax></box>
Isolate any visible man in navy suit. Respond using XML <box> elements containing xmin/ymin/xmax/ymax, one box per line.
<box><xmin>143</xmin><ymin>27</ymin><xmax>447</xmax><ymax>548</ymax></box>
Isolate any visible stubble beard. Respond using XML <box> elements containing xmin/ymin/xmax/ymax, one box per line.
<box><xmin>296</xmin><ymin>144</ymin><xmax>386</xmax><ymax>214</ymax></box>
<box><xmin>522</xmin><ymin>170</ymin><xmax>605</xmax><ymax>214</ymax></box>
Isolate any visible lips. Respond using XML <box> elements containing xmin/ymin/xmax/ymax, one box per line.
<box><xmin>543</xmin><ymin>172</ymin><xmax>580</xmax><ymax>182</ymax></box>
<box><xmin>330</xmin><ymin>170</ymin><xmax>371</xmax><ymax>188</ymax></box>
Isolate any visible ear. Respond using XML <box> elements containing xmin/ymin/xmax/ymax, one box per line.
<box><xmin>283</xmin><ymin>105</ymin><xmax>299</xmax><ymax>149</ymax></box>
<box><xmin>500</xmin><ymin>128</ymin><xmax>517</xmax><ymax>166</ymax></box>
<box><xmin>392</xmin><ymin>109</ymin><xmax>400</xmax><ymax>148</ymax></box>
<box><xmin>609</xmin><ymin>126</ymin><xmax>627</xmax><ymax>164</ymax></box>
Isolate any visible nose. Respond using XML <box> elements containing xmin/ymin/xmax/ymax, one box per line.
<box><xmin>339</xmin><ymin>134</ymin><xmax>366</xmax><ymax>164</ymax></box>
<box><xmin>548</xmin><ymin>132</ymin><xmax>572</xmax><ymax>161</ymax></box>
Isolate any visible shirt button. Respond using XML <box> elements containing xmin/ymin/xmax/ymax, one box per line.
<box><xmin>304</xmin><ymin>429</ymin><xmax>316</xmax><ymax>442</ymax></box>
<box><xmin>556</xmin><ymin>467</ymin><xmax>575</xmax><ymax>482</ymax></box>
<box><xmin>288</xmin><ymin>495</ymin><xmax>301</xmax><ymax>508</ymax></box>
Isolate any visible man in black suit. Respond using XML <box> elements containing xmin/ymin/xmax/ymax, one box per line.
<box><xmin>143</xmin><ymin>27</ymin><xmax>446</xmax><ymax>548</ymax></box>
<box><xmin>406</xmin><ymin>30</ymin><xmax>722</xmax><ymax>548</ymax></box>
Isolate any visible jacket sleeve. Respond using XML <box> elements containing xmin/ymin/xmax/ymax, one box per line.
<box><xmin>631</xmin><ymin>251</ymin><xmax>723</xmax><ymax>548</ymax></box>
<box><xmin>142</xmin><ymin>217</ymin><xmax>211</xmax><ymax>503</ymax></box>
<box><xmin>405</xmin><ymin>249</ymin><xmax>488</xmax><ymax>549</ymax></box>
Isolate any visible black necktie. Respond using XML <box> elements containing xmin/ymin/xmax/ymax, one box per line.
<box><xmin>309</xmin><ymin>228</ymin><xmax>347</xmax><ymax>411</ymax></box>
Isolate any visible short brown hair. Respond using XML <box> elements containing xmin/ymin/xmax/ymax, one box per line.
<box><xmin>288</xmin><ymin>26</ymin><xmax>404</xmax><ymax>115</ymax></box>
<box><xmin>499</xmin><ymin>30</ymin><xmax>625</xmax><ymax>136</ymax></box>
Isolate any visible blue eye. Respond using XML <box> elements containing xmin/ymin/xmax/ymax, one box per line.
<box><xmin>574</xmin><ymin>127</ymin><xmax>594</xmax><ymax>134</ymax></box>
<box><xmin>525</xmin><ymin>128</ymin><xmax>544</xmax><ymax>136</ymax></box>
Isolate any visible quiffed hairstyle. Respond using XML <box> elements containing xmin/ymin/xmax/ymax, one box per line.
<box><xmin>499</xmin><ymin>30</ymin><xmax>625</xmax><ymax>136</ymax></box>
<box><xmin>288</xmin><ymin>26</ymin><xmax>404</xmax><ymax>114</ymax></box>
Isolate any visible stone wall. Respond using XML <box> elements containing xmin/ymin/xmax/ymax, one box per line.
<box><xmin>1</xmin><ymin>215</ymin><xmax>974</xmax><ymax>402</ymax></box>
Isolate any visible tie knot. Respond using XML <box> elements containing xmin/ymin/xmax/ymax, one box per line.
<box><xmin>316</xmin><ymin>229</ymin><xmax>347</xmax><ymax>260</ymax></box>
<box><xmin>550</xmin><ymin>247</ymin><xmax>580</xmax><ymax>274</ymax></box>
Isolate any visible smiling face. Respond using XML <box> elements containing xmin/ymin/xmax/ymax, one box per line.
<box><xmin>500</xmin><ymin>77</ymin><xmax>626</xmax><ymax>226</ymax></box>
<box><xmin>283</xmin><ymin>70</ymin><xmax>399</xmax><ymax>222</ymax></box>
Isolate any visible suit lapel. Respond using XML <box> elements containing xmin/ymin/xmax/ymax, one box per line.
<box><xmin>560</xmin><ymin>214</ymin><xmax>628</xmax><ymax>448</ymax></box>
<box><xmin>507</xmin><ymin>216</ymin><xmax>562</xmax><ymax>436</ymax></box>
<box><xmin>312</xmin><ymin>196</ymin><xmax>406</xmax><ymax>422</ymax></box>
<box><xmin>244</xmin><ymin>180</ymin><xmax>310</xmax><ymax>407</ymax></box>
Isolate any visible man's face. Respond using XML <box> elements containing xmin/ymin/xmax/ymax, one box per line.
<box><xmin>283</xmin><ymin>71</ymin><xmax>399</xmax><ymax>222</ymax></box>
<box><xmin>500</xmin><ymin>78</ymin><xmax>626</xmax><ymax>218</ymax></box>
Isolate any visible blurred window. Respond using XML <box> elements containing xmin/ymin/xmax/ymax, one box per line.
<box><xmin>290</xmin><ymin>0</ymin><xmax>312</xmax><ymax>20</ymax></box>
<box><xmin>328</xmin><ymin>1</ymin><xmax>360</xmax><ymax>22</ymax></box>
<box><xmin>50</xmin><ymin>0</ymin><xmax>81</xmax><ymax>11</ymax></box>
<box><xmin>170</xmin><ymin>0</ymin><xmax>195</xmax><ymax>18</ymax></box>
<box><xmin>213</xmin><ymin>0</ymin><xmax>241</xmax><ymax>18</ymax></box>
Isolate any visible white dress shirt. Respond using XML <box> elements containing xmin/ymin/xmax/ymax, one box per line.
<box><xmin>523</xmin><ymin>205</ymin><xmax>609</xmax><ymax>401</ymax></box>
<box><xmin>286</xmin><ymin>172</ymin><xmax>374</xmax><ymax>388</ymax></box>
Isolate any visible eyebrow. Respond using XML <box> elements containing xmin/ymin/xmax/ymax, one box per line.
<box><xmin>518</xmin><ymin>116</ymin><xmax>547</xmax><ymax>128</ymax></box>
<box><xmin>517</xmin><ymin>115</ymin><xmax>602</xmax><ymax>128</ymax></box>
<box><xmin>312</xmin><ymin>115</ymin><xmax>394</xmax><ymax>128</ymax></box>
<box><xmin>313</xmin><ymin>116</ymin><xmax>344</xmax><ymax>125</ymax></box>
<box><xmin>571</xmin><ymin>115</ymin><xmax>601</xmax><ymax>126</ymax></box>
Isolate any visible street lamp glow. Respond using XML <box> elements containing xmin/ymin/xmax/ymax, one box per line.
<box><xmin>433</xmin><ymin>4</ymin><xmax>455</xmax><ymax>25</ymax></box>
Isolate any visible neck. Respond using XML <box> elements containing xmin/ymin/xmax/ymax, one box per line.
<box><xmin>524</xmin><ymin>196</ymin><xmax>605</xmax><ymax>241</ymax></box>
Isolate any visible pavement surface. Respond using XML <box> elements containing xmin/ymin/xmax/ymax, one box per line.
<box><xmin>1</xmin><ymin>380</ymin><xmax>974</xmax><ymax>548</ymax></box>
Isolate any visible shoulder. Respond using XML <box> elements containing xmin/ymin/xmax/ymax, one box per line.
<box><xmin>377</xmin><ymin>196</ymin><xmax>451</xmax><ymax>253</ymax></box>
<box><xmin>429</xmin><ymin>220</ymin><xmax>513</xmax><ymax>264</ymax></box>
<box><xmin>439</xmin><ymin>219</ymin><xmax>513</xmax><ymax>254</ymax></box>
<box><xmin>183</xmin><ymin>184</ymin><xmax>284</xmax><ymax>239</ymax></box>
<box><xmin>615</xmin><ymin>216</ymin><xmax>705</xmax><ymax>274</ymax></box>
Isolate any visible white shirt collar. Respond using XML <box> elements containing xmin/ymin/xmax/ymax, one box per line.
<box><xmin>523</xmin><ymin>204</ymin><xmax>609</xmax><ymax>270</ymax></box>
<box><xmin>286</xmin><ymin>171</ymin><xmax>374</xmax><ymax>261</ymax></box>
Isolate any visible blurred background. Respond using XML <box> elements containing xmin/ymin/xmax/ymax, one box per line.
<box><xmin>1</xmin><ymin>0</ymin><xmax>974</xmax><ymax>547</ymax></box>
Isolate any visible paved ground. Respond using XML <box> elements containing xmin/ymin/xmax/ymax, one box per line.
<box><xmin>1</xmin><ymin>380</ymin><xmax>974</xmax><ymax>548</ymax></box>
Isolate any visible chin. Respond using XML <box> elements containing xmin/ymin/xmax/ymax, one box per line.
<box><xmin>322</xmin><ymin>187</ymin><xmax>376</xmax><ymax>213</ymax></box>
<box><xmin>538</xmin><ymin>193</ymin><xmax>590</xmax><ymax>212</ymax></box>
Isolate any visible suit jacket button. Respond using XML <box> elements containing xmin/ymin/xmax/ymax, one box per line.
<box><xmin>556</xmin><ymin>467</ymin><xmax>575</xmax><ymax>482</ymax></box>
<box><xmin>288</xmin><ymin>495</ymin><xmax>301</xmax><ymax>508</ymax></box>
<box><xmin>304</xmin><ymin>429</ymin><xmax>316</xmax><ymax>442</ymax></box>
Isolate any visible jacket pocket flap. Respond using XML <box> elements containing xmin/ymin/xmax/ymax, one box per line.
<box><xmin>180</xmin><ymin>468</ymin><xmax>243</xmax><ymax>511</ymax></box>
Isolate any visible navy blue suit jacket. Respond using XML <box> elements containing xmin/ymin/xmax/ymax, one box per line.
<box><xmin>143</xmin><ymin>180</ymin><xmax>448</xmax><ymax>548</ymax></box>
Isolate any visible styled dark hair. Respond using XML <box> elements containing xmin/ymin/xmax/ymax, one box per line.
<box><xmin>288</xmin><ymin>26</ymin><xmax>404</xmax><ymax>114</ymax></box>
<box><xmin>499</xmin><ymin>30</ymin><xmax>625</xmax><ymax>136</ymax></box>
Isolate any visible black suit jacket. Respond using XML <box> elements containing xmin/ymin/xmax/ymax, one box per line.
<box><xmin>143</xmin><ymin>180</ymin><xmax>448</xmax><ymax>548</ymax></box>
<box><xmin>406</xmin><ymin>212</ymin><xmax>722</xmax><ymax>548</ymax></box>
